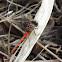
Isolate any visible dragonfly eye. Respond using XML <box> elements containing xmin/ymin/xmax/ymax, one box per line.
<box><xmin>31</xmin><ymin>21</ymin><xmax>38</xmax><ymax>27</ymax></box>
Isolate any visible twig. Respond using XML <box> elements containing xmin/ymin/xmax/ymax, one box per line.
<box><xmin>0</xmin><ymin>34</ymin><xmax>8</xmax><ymax>37</ymax></box>
<box><xmin>8</xmin><ymin>0</ymin><xmax>14</xmax><ymax>12</ymax></box>
<box><xmin>8</xmin><ymin>23</ymin><xmax>12</xmax><ymax>55</ymax></box>
<box><xmin>7</xmin><ymin>0</ymin><xmax>34</xmax><ymax>18</ymax></box>
<box><xmin>18</xmin><ymin>1</ymin><xmax>42</xmax><ymax>15</ymax></box>
<box><xmin>37</xmin><ymin>42</ymin><xmax>62</xmax><ymax>62</ymax></box>
<box><xmin>12</xmin><ymin>23</ymin><xmax>25</xmax><ymax>33</ymax></box>
<box><xmin>26</xmin><ymin>1</ymin><xmax>41</xmax><ymax>14</ymax></box>
<box><xmin>0</xmin><ymin>6</ymin><xmax>8</xmax><ymax>10</ymax></box>
<box><xmin>0</xmin><ymin>20</ymin><xmax>7</xmax><ymax>23</ymax></box>
<box><xmin>11</xmin><ymin>34</ymin><xmax>21</xmax><ymax>38</ymax></box>
<box><xmin>14</xmin><ymin>1</ymin><xmax>41</xmax><ymax>18</ymax></box>
<box><xmin>32</xmin><ymin>44</ymin><xmax>49</xmax><ymax>61</ymax></box>
<box><xmin>0</xmin><ymin>14</ymin><xmax>7</xmax><ymax>23</ymax></box>
<box><xmin>6</xmin><ymin>0</ymin><xmax>31</xmax><ymax>11</ymax></box>
<box><xmin>0</xmin><ymin>51</ymin><xmax>8</xmax><ymax>58</ymax></box>
<box><xmin>0</xmin><ymin>10</ymin><xmax>8</xmax><ymax>15</ymax></box>
<box><xmin>48</xmin><ymin>47</ymin><xmax>62</xmax><ymax>52</ymax></box>
<box><xmin>0</xmin><ymin>13</ymin><xmax>25</xmax><ymax>33</ymax></box>
<box><xmin>0</xmin><ymin>34</ymin><xmax>21</xmax><ymax>39</ymax></box>
<box><xmin>18</xmin><ymin>1</ymin><xmax>41</xmax><ymax>15</ymax></box>
<box><xmin>0</xmin><ymin>2</ymin><xmax>30</xmax><ymax>24</ymax></box>
<box><xmin>54</xmin><ymin>2</ymin><xmax>61</xmax><ymax>12</ymax></box>
<box><xmin>15</xmin><ymin>3</ymin><xmax>30</xmax><ymax>15</ymax></box>
<box><xmin>25</xmin><ymin>60</ymin><xmax>60</xmax><ymax>62</ymax></box>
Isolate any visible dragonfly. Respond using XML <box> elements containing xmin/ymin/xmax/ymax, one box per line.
<box><xmin>10</xmin><ymin>21</ymin><xmax>38</xmax><ymax>57</ymax></box>
<box><xmin>10</xmin><ymin>24</ymin><xmax>33</xmax><ymax>54</ymax></box>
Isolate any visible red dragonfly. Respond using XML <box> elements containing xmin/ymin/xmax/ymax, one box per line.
<box><xmin>11</xmin><ymin>24</ymin><xmax>33</xmax><ymax>54</ymax></box>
